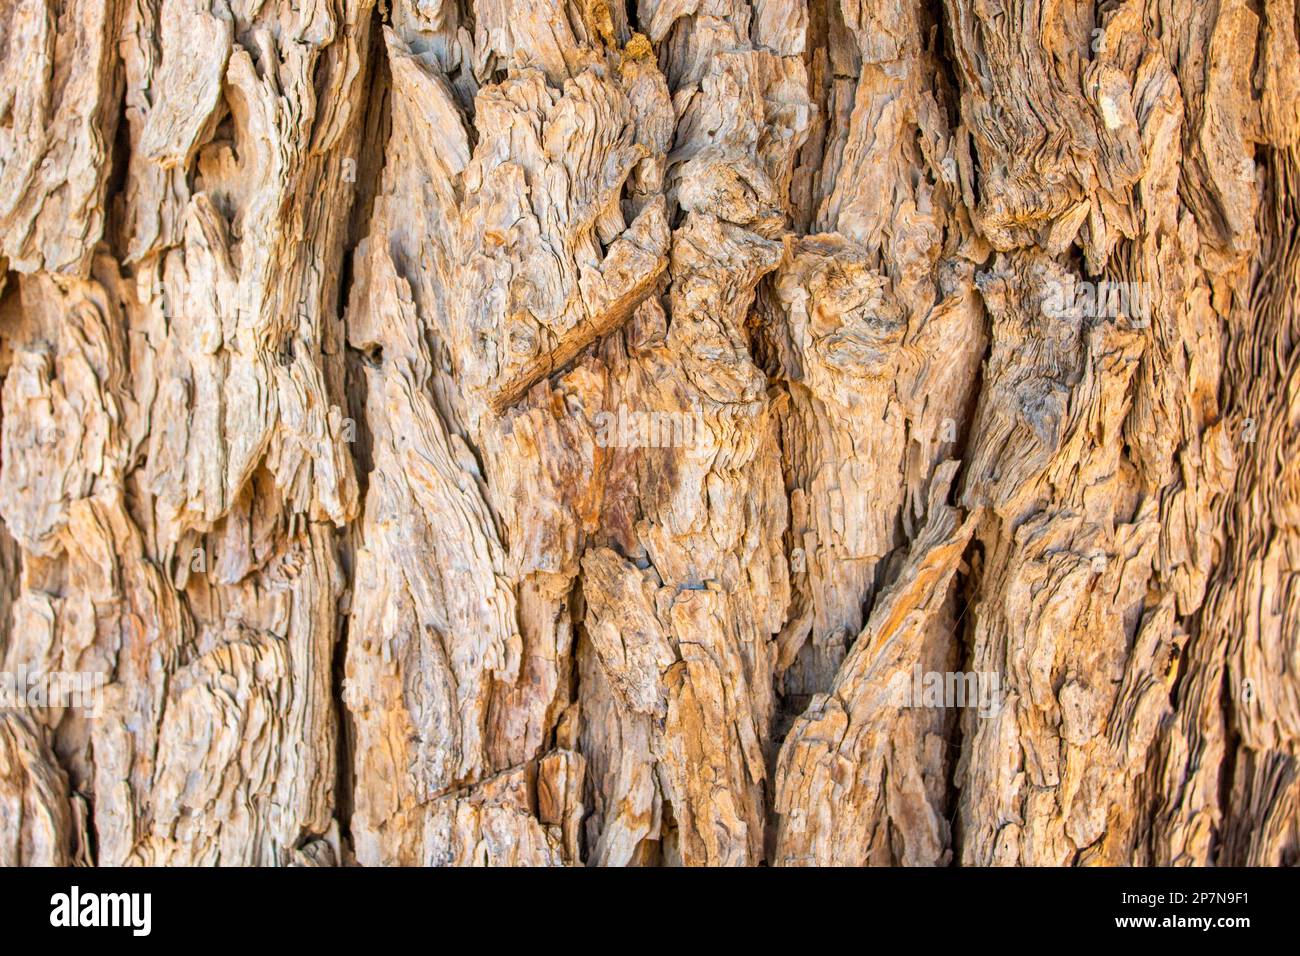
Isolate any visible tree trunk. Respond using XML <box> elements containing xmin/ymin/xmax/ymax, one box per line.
<box><xmin>0</xmin><ymin>0</ymin><xmax>1296</xmax><ymax>867</ymax></box>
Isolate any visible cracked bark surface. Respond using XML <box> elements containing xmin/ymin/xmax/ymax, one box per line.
<box><xmin>0</xmin><ymin>0</ymin><xmax>1296</xmax><ymax>866</ymax></box>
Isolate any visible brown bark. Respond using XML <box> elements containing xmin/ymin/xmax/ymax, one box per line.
<box><xmin>0</xmin><ymin>0</ymin><xmax>1296</xmax><ymax>866</ymax></box>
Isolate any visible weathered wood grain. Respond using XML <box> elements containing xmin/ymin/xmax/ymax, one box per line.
<box><xmin>0</xmin><ymin>0</ymin><xmax>1297</xmax><ymax>867</ymax></box>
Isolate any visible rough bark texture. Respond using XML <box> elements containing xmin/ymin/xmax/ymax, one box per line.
<box><xmin>0</xmin><ymin>0</ymin><xmax>1296</xmax><ymax>866</ymax></box>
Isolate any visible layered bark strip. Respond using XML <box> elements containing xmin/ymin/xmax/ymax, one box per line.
<box><xmin>0</xmin><ymin>0</ymin><xmax>1296</xmax><ymax>866</ymax></box>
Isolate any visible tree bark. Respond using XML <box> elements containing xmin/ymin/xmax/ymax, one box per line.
<box><xmin>0</xmin><ymin>0</ymin><xmax>1296</xmax><ymax>866</ymax></box>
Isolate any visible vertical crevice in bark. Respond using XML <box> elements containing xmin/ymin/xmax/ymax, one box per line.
<box><xmin>1153</xmin><ymin>139</ymin><xmax>1300</xmax><ymax>866</ymax></box>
